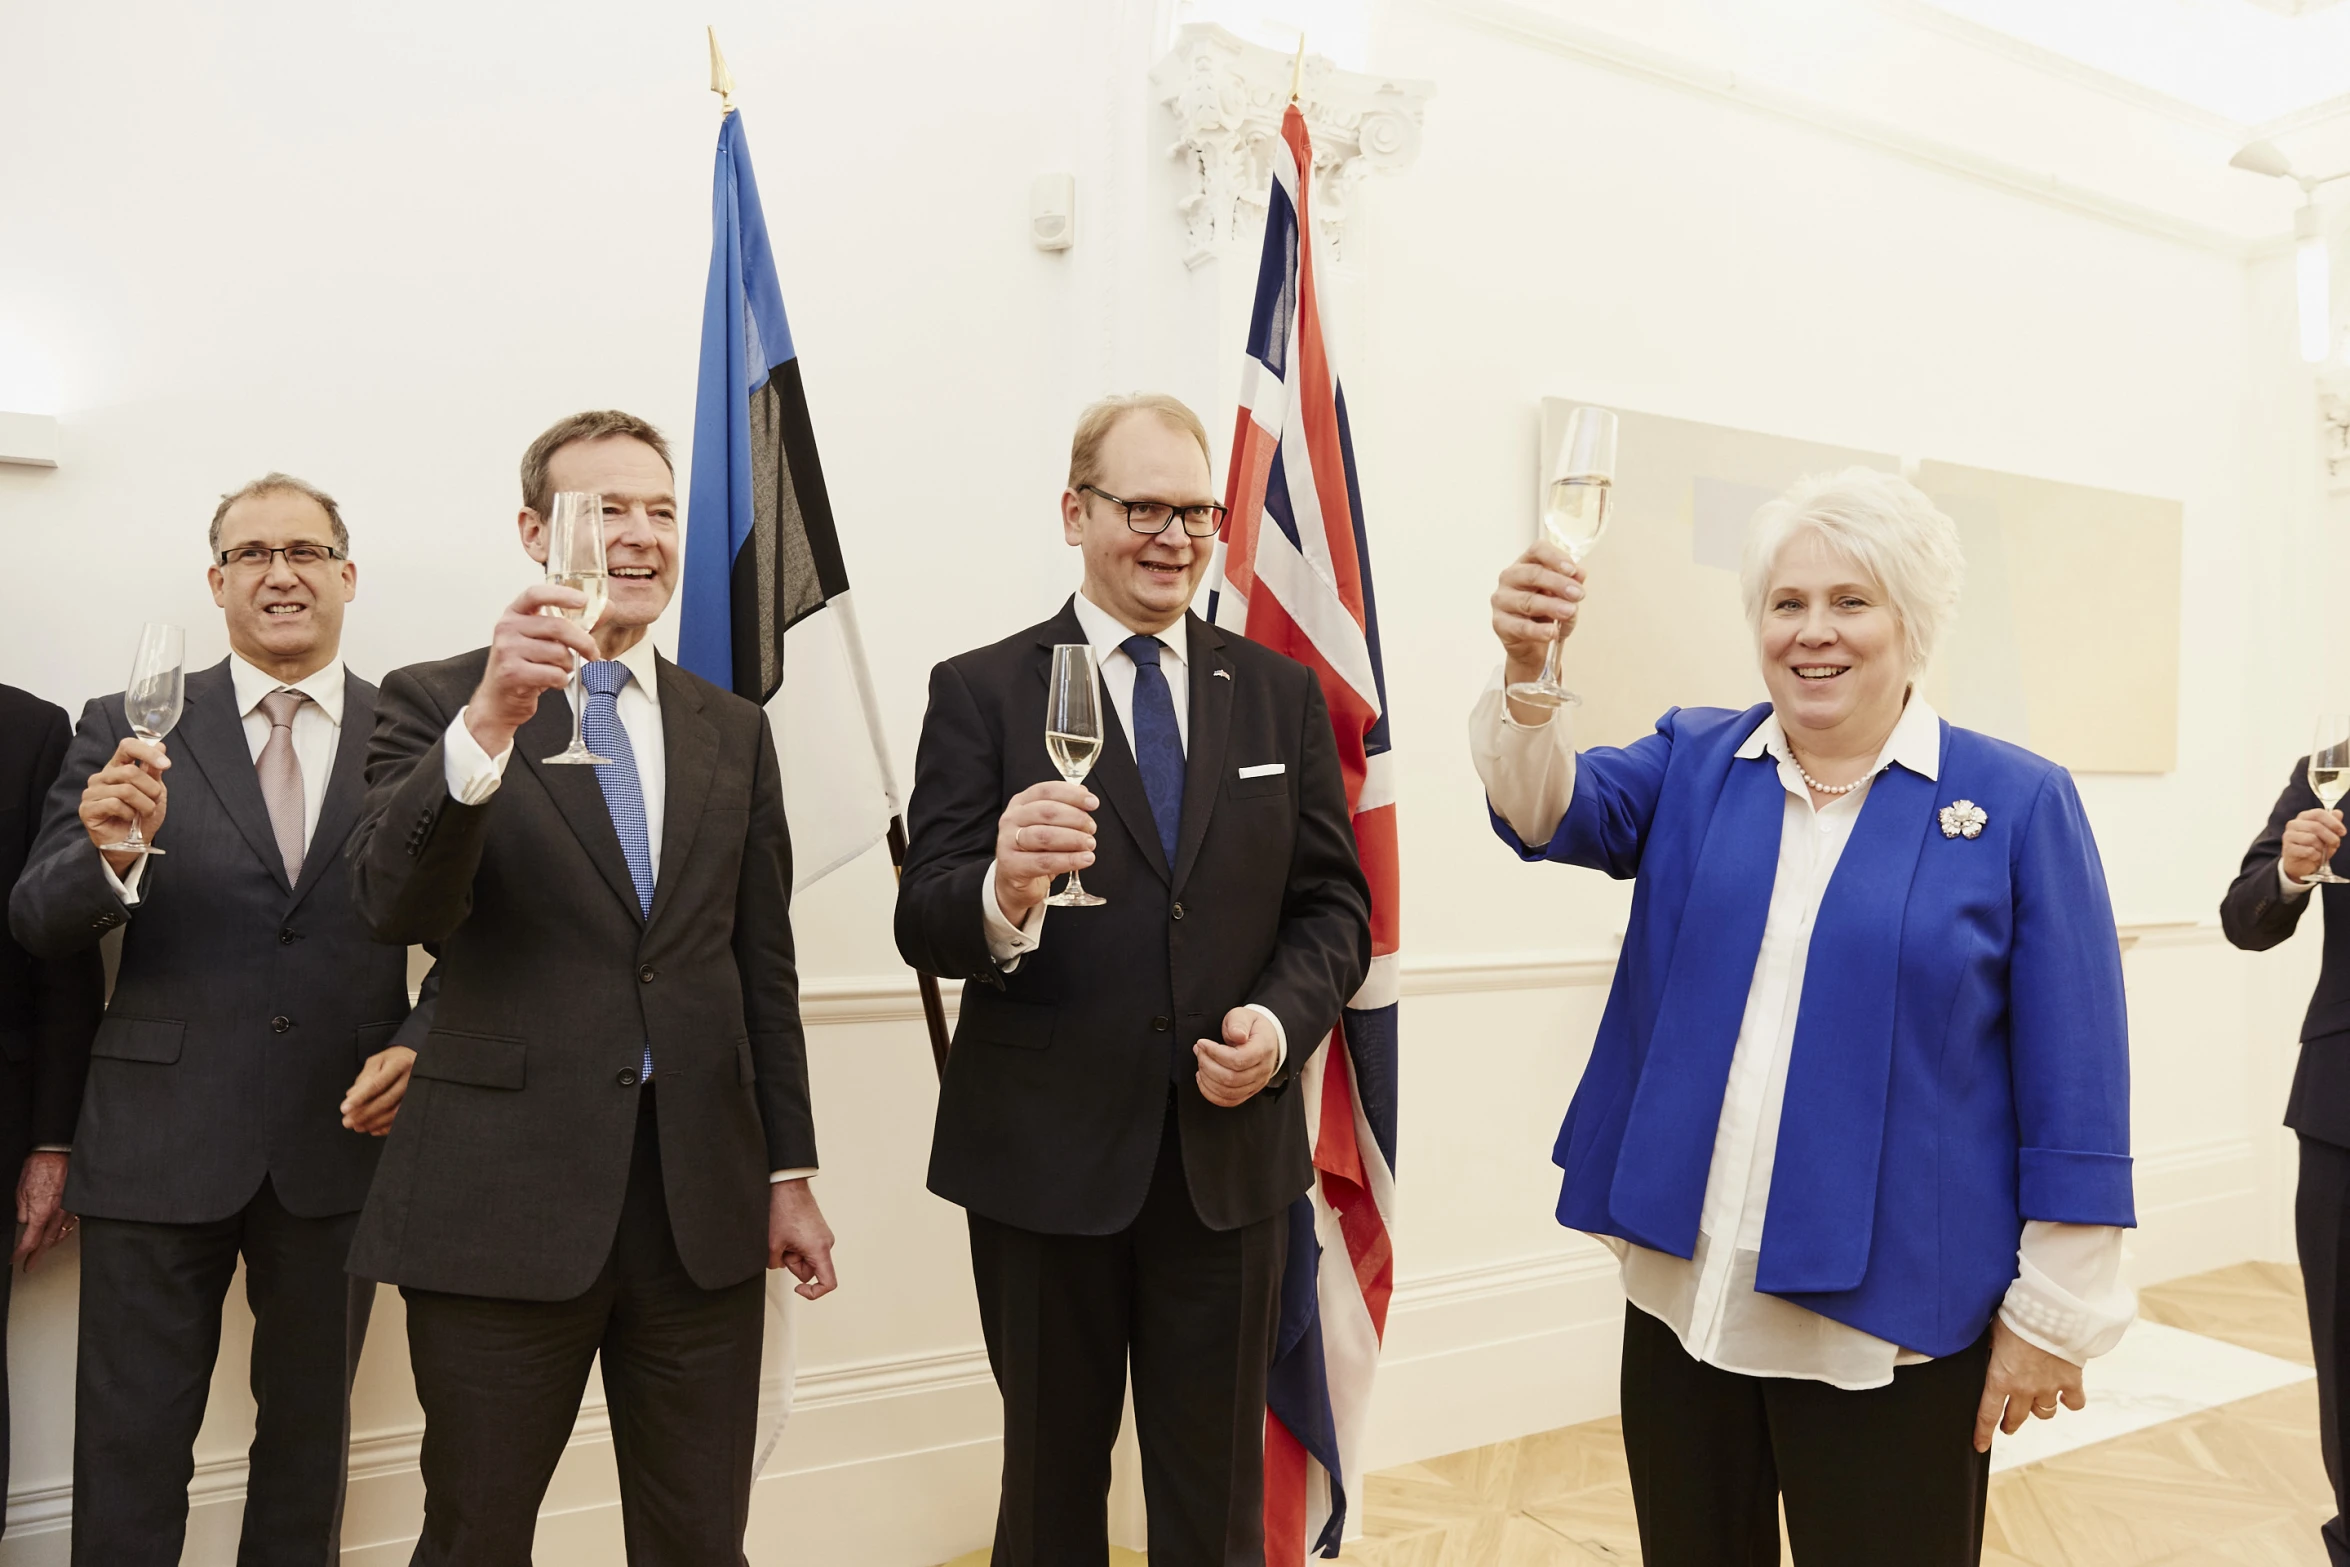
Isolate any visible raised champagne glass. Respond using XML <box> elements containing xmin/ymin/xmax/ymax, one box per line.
<box><xmin>1045</xmin><ymin>643</ymin><xmax>1107</xmax><ymax>908</ymax></box>
<box><xmin>100</xmin><ymin>621</ymin><xmax>186</xmax><ymax>855</ymax></box>
<box><xmin>2310</xmin><ymin>716</ymin><xmax>2350</xmax><ymax>884</ymax></box>
<box><xmin>541</xmin><ymin>491</ymin><xmax>615</xmax><ymax>766</ymax></box>
<box><xmin>1508</xmin><ymin>405</ymin><xmax>1619</xmax><ymax>710</ymax></box>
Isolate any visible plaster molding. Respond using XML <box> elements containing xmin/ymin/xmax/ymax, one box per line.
<box><xmin>1148</xmin><ymin>24</ymin><xmax>1434</xmax><ymax>269</ymax></box>
<box><xmin>1436</xmin><ymin>0</ymin><xmax>2254</xmax><ymax>259</ymax></box>
<box><xmin>801</xmin><ymin>924</ymin><xmax>2195</xmax><ymax>1027</ymax></box>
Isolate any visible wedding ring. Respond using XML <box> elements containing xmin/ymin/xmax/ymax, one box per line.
<box><xmin>2032</xmin><ymin>1402</ymin><xmax>2056</xmax><ymax>1417</ymax></box>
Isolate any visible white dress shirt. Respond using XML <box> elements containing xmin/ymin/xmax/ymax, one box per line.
<box><xmin>1470</xmin><ymin>678</ymin><xmax>2134</xmax><ymax>1385</ymax></box>
<box><xmin>980</xmin><ymin>592</ymin><xmax>1286</xmax><ymax>1067</ymax></box>
<box><xmin>109</xmin><ymin>655</ymin><xmax>348</xmax><ymax>906</ymax></box>
<box><xmin>444</xmin><ymin>636</ymin><xmax>814</xmax><ymax>1184</ymax></box>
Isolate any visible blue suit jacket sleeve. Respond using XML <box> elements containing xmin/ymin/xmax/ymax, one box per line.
<box><xmin>2008</xmin><ymin>767</ymin><xmax>2135</xmax><ymax>1226</ymax></box>
<box><xmin>1489</xmin><ymin>708</ymin><xmax>1682</xmax><ymax>879</ymax></box>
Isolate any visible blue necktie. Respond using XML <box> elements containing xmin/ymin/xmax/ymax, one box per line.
<box><xmin>1122</xmin><ymin>634</ymin><xmax>1184</xmax><ymax>866</ymax></box>
<box><xmin>582</xmin><ymin>660</ymin><xmax>655</xmax><ymax>1079</ymax></box>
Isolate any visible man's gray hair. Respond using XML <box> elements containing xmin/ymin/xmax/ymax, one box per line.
<box><xmin>1739</xmin><ymin>467</ymin><xmax>1965</xmax><ymax>674</ymax></box>
<box><xmin>208</xmin><ymin>473</ymin><xmax>350</xmax><ymax>557</ymax></box>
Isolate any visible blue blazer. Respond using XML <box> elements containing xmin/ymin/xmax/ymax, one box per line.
<box><xmin>1494</xmin><ymin>704</ymin><xmax>2134</xmax><ymax>1357</ymax></box>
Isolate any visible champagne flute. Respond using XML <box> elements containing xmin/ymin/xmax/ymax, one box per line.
<box><xmin>100</xmin><ymin>622</ymin><xmax>186</xmax><ymax>855</ymax></box>
<box><xmin>2310</xmin><ymin>716</ymin><xmax>2350</xmax><ymax>884</ymax></box>
<box><xmin>1508</xmin><ymin>405</ymin><xmax>1619</xmax><ymax>710</ymax></box>
<box><xmin>541</xmin><ymin>491</ymin><xmax>615</xmax><ymax>766</ymax></box>
<box><xmin>1044</xmin><ymin>643</ymin><xmax>1107</xmax><ymax>908</ymax></box>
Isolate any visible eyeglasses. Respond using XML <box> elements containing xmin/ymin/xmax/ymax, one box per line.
<box><xmin>1080</xmin><ymin>485</ymin><xmax>1227</xmax><ymax>539</ymax></box>
<box><xmin>215</xmin><ymin>542</ymin><xmax>347</xmax><ymax>571</ymax></box>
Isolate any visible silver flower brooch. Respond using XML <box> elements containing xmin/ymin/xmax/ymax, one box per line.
<box><xmin>1938</xmin><ymin>800</ymin><xmax>1988</xmax><ymax>840</ymax></box>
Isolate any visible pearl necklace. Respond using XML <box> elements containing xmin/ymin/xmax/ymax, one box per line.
<box><xmin>1791</xmin><ymin>755</ymin><xmax>1869</xmax><ymax>796</ymax></box>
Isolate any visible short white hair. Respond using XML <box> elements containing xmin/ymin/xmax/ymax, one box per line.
<box><xmin>1738</xmin><ymin>468</ymin><xmax>1965</xmax><ymax>674</ymax></box>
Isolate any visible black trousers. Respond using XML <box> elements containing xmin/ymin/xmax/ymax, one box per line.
<box><xmin>968</xmin><ymin>1101</ymin><xmax>1287</xmax><ymax>1567</ymax></box>
<box><xmin>1619</xmin><ymin>1303</ymin><xmax>1994</xmax><ymax>1567</ymax></box>
<box><xmin>401</xmin><ymin>1086</ymin><xmax>764</xmax><ymax>1567</ymax></box>
<box><xmin>72</xmin><ymin>1179</ymin><xmax>372</xmax><ymax>1567</ymax></box>
<box><xmin>2298</xmin><ymin>1134</ymin><xmax>2350</xmax><ymax>1567</ymax></box>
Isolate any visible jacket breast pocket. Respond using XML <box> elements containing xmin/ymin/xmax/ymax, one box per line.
<box><xmin>959</xmin><ymin>999</ymin><xmax>1058</xmax><ymax>1052</ymax></box>
<box><xmin>92</xmin><ymin>1015</ymin><xmax>184</xmax><ymax>1064</ymax></box>
<box><xmin>1230</xmin><ymin>772</ymin><xmax>1289</xmax><ymax>801</ymax></box>
<box><xmin>411</xmin><ymin>1031</ymin><xmax>526</xmax><ymax>1091</ymax></box>
<box><xmin>354</xmin><ymin>1020</ymin><xmax>404</xmax><ymax>1067</ymax></box>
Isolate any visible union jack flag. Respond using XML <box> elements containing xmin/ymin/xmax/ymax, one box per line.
<box><xmin>1205</xmin><ymin>102</ymin><xmax>1400</xmax><ymax>1562</ymax></box>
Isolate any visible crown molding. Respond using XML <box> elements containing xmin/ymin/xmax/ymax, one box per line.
<box><xmin>1862</xmin><ymin>0</ymin><xmax>2251</xmax><ymax>139</ymax></box>
<box><xmin>1432</xmin><ymin>0</ymin><xmax>2255</xmax><ymax>260</ymax></box>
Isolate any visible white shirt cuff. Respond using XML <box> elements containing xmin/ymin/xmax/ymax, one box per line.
<box><xmin>29</xmin><ymin>1145</ymin><xmax>69</xmax><ymax>1156</ymax></box>
<box><xmin>1468</xmin><ymin>671</ymin><xmax>1578</xmax><ymax>848</ymax></box>
<box><xmin>769</xmin><ymin>1168</ymin><xmax>818</xmax><ymax>1184</ymax></box>
<box><xmin>101</xmin><ymin>850</ymin><xmax>149</xmax><ymax>907</ymax></box>
<box><xmin>442</xmin><ymin>709</ymin><xmax>514</xmax><ymax>805</ymax></box>
<box><xmin>1244</xmin><ymin>1003</ymin><xmax>1289</xmax><ymax>1071</ymax></box>
<box><xmin>981</xmin><ymin>860</ymin><xmax>1047</xmax><ymax>970</ymax></box>
<box><xmin>1997</xmin><ymin>1220</ymin><xmax>2135</xmax><ymax>1364</ymax></box>
<box><xmin>2283</xmin><ymin>860</ymin><xmax>2316</xmax><ymax>900</ymax></box>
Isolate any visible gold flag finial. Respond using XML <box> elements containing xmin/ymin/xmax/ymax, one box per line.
<box><xmin>708</xmin><ymin>25</ymin><xmax>737</xmax><ymax>115</ymax></box>
<box><xmin>1288</xmin><ymin>31</ymin><xmax>1307</xmax><ymax>104</ymax></box>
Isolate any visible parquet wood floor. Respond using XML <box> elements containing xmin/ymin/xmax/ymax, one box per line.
<box><xmin>937</xmin><ymin>1262</ymin><xmax>2332</xmax><ymax>1566</ymax></box>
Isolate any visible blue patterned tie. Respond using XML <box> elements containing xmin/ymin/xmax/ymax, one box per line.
<box><xmin>581</xmin><ymin>660</ymin><xmax>655</xmax><ymax>1079</ymax></box>
<box><xmin>1122</xmin><ymin>634</ymin><xmax>1184</xmax><ymax>866</ymax></box>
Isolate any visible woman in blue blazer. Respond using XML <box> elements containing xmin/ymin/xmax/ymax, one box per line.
<box><xmin>1470</xmin><ymin>468</ymin><xmax>2134</xmax><ymax>1566</ymax></box>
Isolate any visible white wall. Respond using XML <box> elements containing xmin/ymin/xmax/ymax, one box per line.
<box><xmin>0</xmin><ymin>1</ymin><xmax>2325</xmax><ymax>1561</ymax></box>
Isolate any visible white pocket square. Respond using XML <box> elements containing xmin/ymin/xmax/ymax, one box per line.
<box><xmin>1237</xmin><ymin>763</ymin><xmax>1285</xmax><ymax>779</ymax></box>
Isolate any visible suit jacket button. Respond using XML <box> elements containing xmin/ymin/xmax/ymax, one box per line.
<box><xmin>617</xmin><ymin>1068</ymin><xmax>640</xmax><ymax>1088</ymax></box>
<box><xmin>639</xmin><ymin>964</ymin><xmax>656</xmax><ymax>984</ymax></box>
<box><xmin>279</xmin><ymin>928</ymin><xmax>296</xmax><ymax>945</ymax></box>
<box><xmin>1152</xmin><ymin>1016</ymin><xmax>1170</xmax><ymax>1032</ymax></box>
<box><xmin>271</xmin><ymin>1016</ymin><xmax>292</xmax><ymax>1034</ymax></box>
<box><xmin>1171</xmin><ymin>902</ymin><xmax>1185</xmax><ymax>920</ymax></box>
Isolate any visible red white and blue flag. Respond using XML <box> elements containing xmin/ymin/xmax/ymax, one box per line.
<box><xmin>1205</xmin><ymin>102</ymin><xmax>1400</xmax><ymax>1563</ymax></box>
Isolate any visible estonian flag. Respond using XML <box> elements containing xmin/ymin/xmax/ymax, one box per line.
<box><xmin>681</xmin><ymin>108</ymin><xmax>898</xmax><ymax>889</ymax></box>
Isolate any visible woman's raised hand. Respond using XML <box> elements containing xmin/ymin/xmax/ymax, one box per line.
<box><xmin>1491</xmin><ymin>541</ymin><xmax>1586</xmax><ymax>687</ymax></box>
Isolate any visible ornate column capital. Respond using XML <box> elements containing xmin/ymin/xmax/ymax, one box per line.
<box><xmin>1148</xmin><ymin>24</ymin><xmax>1434</xmax><ymax>270</ymax></box>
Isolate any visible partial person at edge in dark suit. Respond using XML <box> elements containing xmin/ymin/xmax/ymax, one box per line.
<box><xmin>0</xmin><ymin>681</ymin><xmax>103</xmax><ymax>1540</ymax></box>
<box><xmin>2223</xmin><ymin>747</ymin><xmax>2350</xmax><ymax>1566</ymax></box>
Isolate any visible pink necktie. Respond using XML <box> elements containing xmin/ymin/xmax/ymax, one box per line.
<box><xmin>256</xmin><ymin>689</ymin><xmax>308</xmax><ymax>883</ymax></box>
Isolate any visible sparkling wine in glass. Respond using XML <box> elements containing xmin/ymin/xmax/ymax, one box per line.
<box><xmin>1045</xmin><ymin>643</ymin><xmax>1106</xmax><ymax>908</ymax></box>
<box><xmin>2310</xmin><ymin>716</ymin><xmax>2350</xmax><ymax>884</ymax></box>
<box><xmin>101</xmin><ymin>622</ymin><xmax>186</xmax><ymax>855</ymax></box>
<box><xmin>541</xmin><ymin>491</ymin><xmax>615</xmax><ymax>766</ymax></box>
<box><xmin>1509</xmin><ymin>405</ymin><xmax>1619</xmax><ymax>710</ymax></box>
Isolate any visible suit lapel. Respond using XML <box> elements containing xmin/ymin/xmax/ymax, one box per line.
<box><xmin>646</xmin><ymin>657</ymin><xmax>715</xmax><ymax>930</ymax></box>
<box><xmin>173</xmin><ymin>661</ymin><xmax>291</xmax><ymax>896</ymax></box>
<box><xmin>285</xmin><ymin>674</ymin><xmax>373</xmax><ymax>912</ymax></box>
<box><xmin>516</xmin><ymin>687</ymin><xmax>645</xmax><ymax>923</ymax></box>
<box><xmin>1605</xmin><ymin>747</ymin><xmax>1784</xmax><ymax>1256</ymax></box>
<box><xmin>1032</xmin><ymin>601</ymin><xmax>1170</xmax><ymax>884</ymax></box>
<box><xmin>1755</xmin><ymin>758</ymin><xmax>1936</xmax><ymax>1295</ymax></box>
<box><xmin>1169</xmin><ymin>614</ymin><xmax>1229</xmax><ymax>894</ymax></box>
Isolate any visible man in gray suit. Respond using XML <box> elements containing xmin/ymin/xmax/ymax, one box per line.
<box><xmin>9</xmin><ymin>474</ymin><xmax>418</xmax><ymax>1567</ymax></box>
<box><xmin>342</xmin><ymin>410</ymin><xmax>835</xmax><ymax>1565</ymax></box>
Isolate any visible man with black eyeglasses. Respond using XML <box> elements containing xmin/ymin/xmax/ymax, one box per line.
<box><xmin>896</xmin><ymin>393</ymin><xmax>1370</xmax><ymax>1563</ymax></box>
<box><xmin>10</xmin><ymin>473</ymin><xmax>420</xmax><ymax>1567</ymax></box>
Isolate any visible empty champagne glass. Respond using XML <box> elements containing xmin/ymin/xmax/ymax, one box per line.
<box><xmin>2310</xmin><ymin>716</ymin><xmax>2350</xmax><ymax>884</ymax></box>
<box><xmin>1508</xmin><ymin>405</ymin><xmax>1619</xmax><ymax>710</ymax></box>
<box><xmin>1045</xmin><ymin>643</ymin><xmax>1106</xmax><ymax>908</ymax></box>
<box><xmin>101</xmin><ymin>622</ymin><xmax>186</xmax><ymax>855</ymax></box>
<box><xmin>541</xmin><ymin>491</ymin><xmax>614</xmax><ymax>766</ymax></box>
